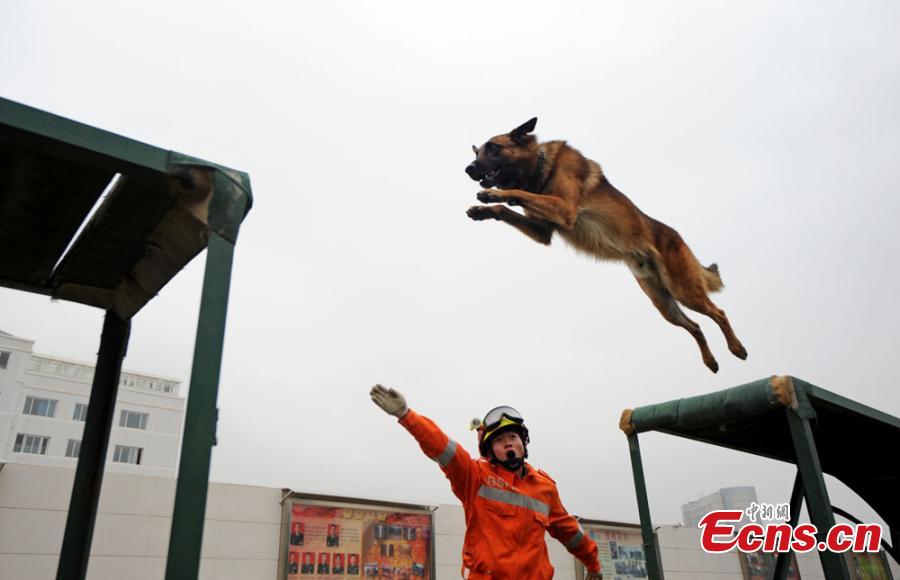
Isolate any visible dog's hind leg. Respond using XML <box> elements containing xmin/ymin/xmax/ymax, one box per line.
<box><xmin>466</xmin><ymin>205</ymin><xmax>554</xmax><ymax>245</ymax></box>
<box><xmin>656</xmin><ymin>244</ymin><xmax>748</xmax><ymax>361</ymax></box>
<box><xmin>675</xmin><ymin>290</ymin><xmax>747</xmax><ymax>361</ymax></box>
<box><xmin>631</xmin><ymin>260</ymin><xmax>719</xmax><ymax>372</ymax></box>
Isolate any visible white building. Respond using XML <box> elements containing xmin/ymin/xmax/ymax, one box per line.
<box><xmin>0</xmin><ymin>329</ymin><xmax>185</xmax><ymax>477</ymax></box>
<box><xmin>681</xmin><ymin>486</ymin><xmax>758</xmax><ymax>528</ymax></box>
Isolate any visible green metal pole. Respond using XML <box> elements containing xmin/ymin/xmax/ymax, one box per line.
<box><xmin>627</xmin><ymin>433</ymin><xmax>664</xmax><ymax>580</ymax></box>
<box><xmin>786</xmin><ymin>410</ymin><xmax>851</xmax><ymax>580</ymax></box>
<box><xmin>57</xmin><ymin>310</ymin><xmax>130</xmax><ymax>580</ymax></box>
<box><xmin>773</xmin><ymin>470</ymin><xmax>804</xmax><ymax>580</ymax></box>
<box><xmin>165</xmin><ymin>233</ymin><xmax>235</xmax><ymax>580</ymax></box>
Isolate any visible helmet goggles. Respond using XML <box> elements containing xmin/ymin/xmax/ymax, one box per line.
<box><xmin>481</xmin><ymin>406</ymin><xmax>524</xmax><ymax>441</ymax></box>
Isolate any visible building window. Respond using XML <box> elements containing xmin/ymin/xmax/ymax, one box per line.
<box><xmin>23</xmin><ymin>396</ymin><xmax>57</xmax><ymax>417</ymax></box>
<box><xmin>0</xmin><ymin>350</ymin><xmax>10</xmax><ymax>369</ymax></box>
<box><xmin>66</xmin><ymin>439</ymin><xmax>81</xmax><ymax>458</ymax></box>
<box><xmin>119</xmin><ymin>410</ymin><xmax>148</xmax><ymax>430</ymax></box>
<box><xmin>112</xmin><ymin>445</ymin><xmax>142</xmax><ymax>465</ymax></box>
<box><xmin>14</xmin><ymin>434</ymin><xmax>49</xmax><ymax>455</ymax></box>
<box><xmin>73</xmin><ymin>403</ymin><xmax>89</xmax><ymax>422</ymax></box>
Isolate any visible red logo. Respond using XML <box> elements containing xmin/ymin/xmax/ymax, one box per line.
<box><xmin>699</xmin><ymin>510</ymin><xmax>882</xmax><ymax>553</ymax></box>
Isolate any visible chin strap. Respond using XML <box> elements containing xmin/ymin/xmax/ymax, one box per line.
<box><xmin>495</xmin><ymin>449</ymin><xmax>525</xmax><ymax>472</ymax></box>
<box><xmin>500</xmin><ymin>456</ymin><xmax>524</xmax><ymax>471</ymax></box>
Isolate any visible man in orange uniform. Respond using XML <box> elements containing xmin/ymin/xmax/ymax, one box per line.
<box><xmin>370</xmin><ymin>384</ymin><xmax>602</xmax><ymax>580</ymax></box>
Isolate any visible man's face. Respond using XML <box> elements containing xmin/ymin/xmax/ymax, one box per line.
<box><xmin>491</xmin><ymin>430</ymin><xmax>524</xmax><ymax>460</ymax></box>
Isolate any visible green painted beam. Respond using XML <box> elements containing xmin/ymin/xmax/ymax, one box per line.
<box><xmin>165</xmin><ymin>165</ymin><xmax>249</xmax><ymax>578</ymax></box>
<box><xmin>57</xmin><ymin>311</ymin><xmax>130</xmax><ymax>580</ymax></box>
<box><xmin>165</xmin><ymin>232</ymin><xmax>235</xmax><ymax>580</ymax></box>
<box><xmin>786</xmin><ymin>409</ymin><xmax>851</xmax><ymax>579</ymax></box>
<box><xmin>627</xmin><ymin>433</ymin><xmax>664</xmax><ymax>580</ymax></box>
<box><xmin>0</xmin><ymin>96</ymin><xmax>170</xmax><ymax>175</ymax></box>
<box><xmin>773</xmin><ymin>470</ymin><xmax>804</xmax><ymax>580</ymax></box>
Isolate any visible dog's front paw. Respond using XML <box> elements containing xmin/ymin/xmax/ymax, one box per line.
<box><xmin>467</xmin><ymin>205</ymin><xmax>498</xmax><ymax>221</ymax></box>
<box><xmin>477</xmin><ymin>189</ymin><xmax>504</xmax><ymax>204</ymax></box>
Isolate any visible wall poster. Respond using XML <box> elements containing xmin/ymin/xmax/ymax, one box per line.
<box><xmin>282</xmin><ymin>495</ymin><xmax>434</xmax><ymax>580</ymax></box>
<box><xmin>580</xmin><ymin>522</ymin><xmax>648</xmax><ymax>579</ymax></box>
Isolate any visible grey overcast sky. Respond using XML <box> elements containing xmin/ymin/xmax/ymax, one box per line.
<box><xmin>2</xmin><ymin>0</ymin><xmax>899</xmax><ymax>534</ymax></box>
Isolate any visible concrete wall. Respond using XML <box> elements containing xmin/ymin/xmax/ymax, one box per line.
<box><xmin>0</xmin><ymin>464</ymin><xmax>586</xmax><ymax>580</ymax></box>
<box><xmin>658</xmin><ymin>524</ymin><xmax>743</xmax><ymax>580</ymax></box>
<box><xmin>1</xmin><ymin>463</ymin><xmax>897</xmax><ymax>579</ymax></box>
<box><xmin>0</xmin><ymin>463</ymin><xmax>282</xmax><ymax>580</ymax></box>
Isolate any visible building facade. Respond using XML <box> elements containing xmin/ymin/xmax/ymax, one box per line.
<box><xmin>681</xmin><ymin>486</ymin><xmax>759</xmax><ymax>528</ymax></box>
<box><xmin>0</xmin><ymin>329</ymin><xmax>185</xmax><ymax>477</ymax></box>
<box><xmin>2</xmin><ymin>463</ymin><xmax>897</xmax><ymax>579</ymax></box>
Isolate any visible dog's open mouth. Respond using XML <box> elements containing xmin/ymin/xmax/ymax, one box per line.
<box><xmin>480</xmin><ymin>167</ymin><xmax>502</xmax><ymax>188</ymax></box>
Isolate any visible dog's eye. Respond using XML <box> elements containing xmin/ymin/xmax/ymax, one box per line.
<box><xmin>486</xmin><ymin>143</ymin><xmax>501</xmax><ymax>155</ymax></box>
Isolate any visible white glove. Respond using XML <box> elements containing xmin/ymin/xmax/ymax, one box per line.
<box><xmin>370</xmin><ymin>384</ymin><xmax>409</xmax><ymax>418</ymax></box>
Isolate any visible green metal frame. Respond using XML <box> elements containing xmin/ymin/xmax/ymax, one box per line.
<box><xmin>57</xmin><ymin>312</ymin><xmax>131</xmax><ymax>578</ymax></box>
<box><xmin>622</xmin><ymin>376</ymin><xmax>899</xmax><ymax>580</ymax></box>
<box><xmin>626</xmin><ymin>433</ymin><xmax>664</xmax><ymax>579</ymax></box>
<box><xmin>785</xmin><ymin>408</ymin><xmax>851</xmax><ymax>578</ymax></box>
<box><xmin>166</xmin><ymin>231</ymin><xmax>242</xmax><ymax>579</ymax></box>
<box><xmin>0</xmin><ymin>96</ymin><xmax>253</xmax><ymax>580</ymax></box>
<box><xmin>772</xmin><ymin>472</ymin><xmax>803</xmax><ymax>580</ymax></box>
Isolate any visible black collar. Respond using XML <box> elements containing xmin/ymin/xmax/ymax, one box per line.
<box><xmin>528</xmin><ymin>148</ymin><xmax>548</xmax><ymax>192</ymax></box>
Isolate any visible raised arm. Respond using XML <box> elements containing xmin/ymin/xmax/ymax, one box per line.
<box><xmin>370</xmin><ymin>384</ymin><xmax>476</xmax><ymax>500</ymax></box>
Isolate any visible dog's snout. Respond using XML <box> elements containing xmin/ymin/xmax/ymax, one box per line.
<box><xmin>466</xmin><ymin>162</ymin><xmax>482</xmax><ymax>178</ymax></box>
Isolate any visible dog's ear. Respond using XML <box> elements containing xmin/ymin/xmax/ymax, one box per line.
<box><xmin>510</xmin><ymin>117</ymin><xmax>538</xmax><ymax>144</ymax></box>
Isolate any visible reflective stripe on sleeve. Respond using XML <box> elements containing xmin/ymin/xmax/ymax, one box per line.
<box><xmin>564</xmin><ymin>524</ymin><xmax>585</xmax><ymax>549</ymax></box>
<box><xmin>432</xmin><ymin>439</ymin><xmax>457</xmax><ymax>467</ymax></box>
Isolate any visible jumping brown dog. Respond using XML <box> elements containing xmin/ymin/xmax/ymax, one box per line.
<box><xmin>465</xmin><ymin>117</ymin><xmax>746</xmax><ymax>372</ymax></box>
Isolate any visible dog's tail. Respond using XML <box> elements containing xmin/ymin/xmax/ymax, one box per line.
<box><xmin>703</xmin><ymin>263</ymin><xmax>724</xmax><ymax>293</ymax></box>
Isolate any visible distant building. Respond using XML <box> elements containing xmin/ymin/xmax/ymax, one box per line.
<box><xmin>0</xmin><ymin>329</ymin><xmax>185</xmax><ymax>477</ymax></box>
<box><xmin>681</xmin><ymin>486</ymin><xmax>758</xmax><ymax>528</ymax></box>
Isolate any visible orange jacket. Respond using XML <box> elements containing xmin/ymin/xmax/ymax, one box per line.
<box><xmin>399</xmin><ymin>409</ymin><xmax>601</xmax><ymax>579</ymax></box>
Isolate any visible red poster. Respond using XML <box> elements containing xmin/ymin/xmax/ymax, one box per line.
<box><xmin>285</xmin><ymin>502</ymin><xmax>431</xmax><ymax>579</ymax></box>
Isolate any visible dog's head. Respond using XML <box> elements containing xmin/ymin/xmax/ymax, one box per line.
<box><xmin>466</xmin><ymin>117</ymin><xmax>538</xmax><ymax>189</ymax></box>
